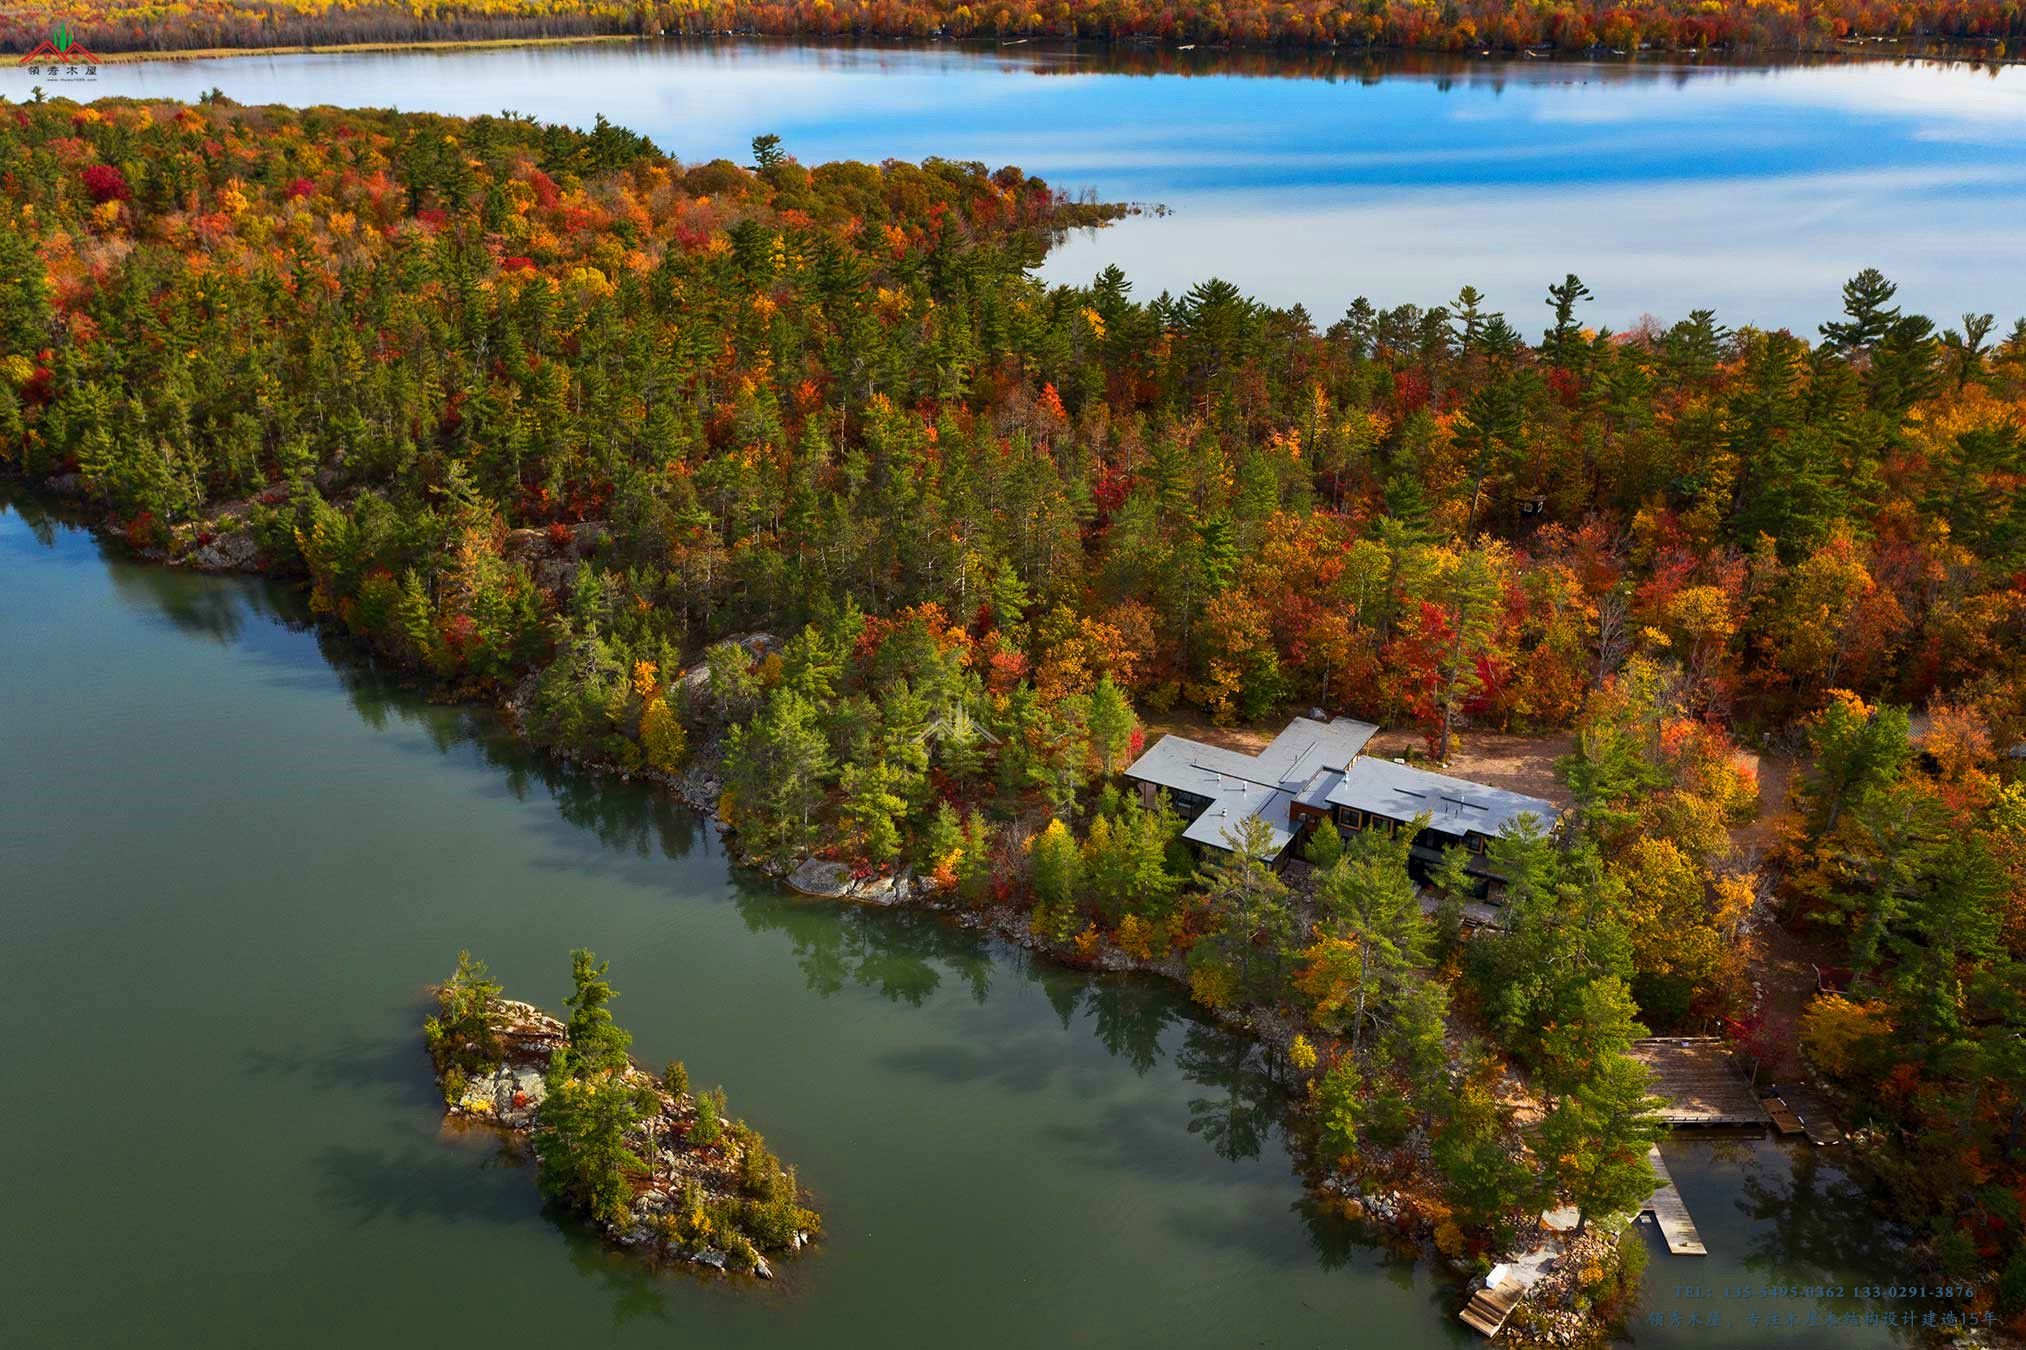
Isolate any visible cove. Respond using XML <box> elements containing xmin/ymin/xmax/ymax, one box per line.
<box><xmin>0</xmin><ymin>497</ymin><xmax>1931</xmax><ymax>1345</ymax></box>
<box><xmin>72</xmin><ymin>38</ymin><xmax>2026</xmax><ymax>332</ymax></box>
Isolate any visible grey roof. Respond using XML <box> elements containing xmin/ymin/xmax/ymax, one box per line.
<box><xmin>1124</xmin><ymin>716</ymin><xmax>1378</xmax><ymax>801</ymax></box>
<box><xmin>1293</xmin><ymin>767</ymin><xmax>1344</xmax><ymax>813</ymax></box>
<box><xmin>1324</xmin><ymin>758</ymin><xmax>1559</xmax><ymax>838</ymax></box>
<box><xmin>1179</xmin><ymin>782</ymin><xmax>1298</xmax><ymax>858</ymax></box>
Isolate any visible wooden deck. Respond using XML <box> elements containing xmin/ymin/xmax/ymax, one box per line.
<box><xmin>1766</xmin><ymin>1081</ymin><xmax>1845</xmax><ymax>1145</ymax></box>
<box><xmin>1630</xmin><ymin>1037</ymin><xmax>1771</xmax><ymax>1126</ymax></box>
<box><xmin>1641</xmin><ymin>1145</ymin><xmax>1706</xmax><ymax>1255</ymax></box>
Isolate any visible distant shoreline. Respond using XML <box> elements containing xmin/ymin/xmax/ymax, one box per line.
<box><xmin>77</xmin><ymin>32</ymin><xmax>643</xmax><ymax>64</ymax></box>
<box><xmin>63</xmin><ymin>31</ymin><xmax>2025</xmax><ymax>71</ymax></box>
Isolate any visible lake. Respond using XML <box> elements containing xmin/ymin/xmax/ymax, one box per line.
<box><xmin>70</xmin><ymin>38</ymin><xmax>2026</xmax><ymax>332</ymax></box>
<box><xmin>0</xmin><ymin>497</ymin><xmax>1946</xmax><ymax>1346</ymax></box>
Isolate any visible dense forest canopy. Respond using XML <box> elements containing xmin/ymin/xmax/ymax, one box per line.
<box><xmin>2</xmin><ymin>95</ymin><xmax>2023</xmax><ymax>1313</ymax></box>
<box><xmin>3</xmin><ymin>0</ymin><xmax>2023</xmax><ymax>56</ymax></box>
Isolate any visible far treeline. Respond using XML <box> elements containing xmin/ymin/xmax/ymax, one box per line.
<box><xmin>5</xmin><ymin>0</ymin><xmax>2024</xmax><ymax>57</ymax></box>
<box><xmin>1</xmin><ymin>98</ymin><xmax>2022</xmax><ymax>1316</ymax></box>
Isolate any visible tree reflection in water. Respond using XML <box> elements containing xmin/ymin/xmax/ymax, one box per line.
<box><xmin>1733</xmin><ymin>1141</ymin><xmax>1915</xmax><ymax>1317</ymax></box>
<box><xmin>1180</xmin><ymin>1023</ymin><xmax>1291</xmax><ymax>1164</ymax></box>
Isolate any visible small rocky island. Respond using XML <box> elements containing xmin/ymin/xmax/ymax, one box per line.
<box><xmin>425</xmin><ymin>949</ymin><xmax>819</xmax><ymax>1278</ymax></box>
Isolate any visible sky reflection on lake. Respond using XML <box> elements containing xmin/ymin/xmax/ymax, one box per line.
<box><xmin>86</xmin><ymin>40</ymin><xmax>2026</xmax><ymax>330</ymax></box>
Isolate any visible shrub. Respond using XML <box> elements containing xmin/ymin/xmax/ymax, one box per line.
<box><xmin>1800</xmin><ymin>994</ymin><xmax>1891</xmax><ymax>1077</ymax></box>
<box><xmin>1187</xmin><ymin>953</ymin><xmax>1238</xmax><ymax>1010</ymax></box>
<box><xmin>81</xmin><ymin>164</ymin><xmax>131</xmax><ymax>204</ymax></box>
<box><xmin>724</xmin><ymin>1232</ymin><xmax>761</xmax><ymax>1273</ymax></box>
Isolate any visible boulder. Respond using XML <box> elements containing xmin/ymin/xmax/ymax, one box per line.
<box><xmin>463</xmin><ymin>1064</ymin><xmax>548</xmax><ymax>1126</ymax></box>
<box><xmin>786</xmin><ymin>859</ymin><xmax>855</xmax><ymax>899</ymax></box>
<box><xmin>852</xmin><ymin>874</ymin><xmax>900</xmax><ymax>905</ymax></box>
<box><xmin>568</xmin><ymin>521</ymin><xmax>609</xmax><ymax>558</ymax></box>
<box><xmin>534</xmin><ymin>558</ymin><xmax>576</xmax><ymax>593</ymax></box>
<box><xmin>190</xmin><ymin>531</ymin><xmax>257</xmax><ymax>571</ymax></box>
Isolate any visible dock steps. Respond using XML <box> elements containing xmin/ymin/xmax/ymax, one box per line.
<box><xmin>1460</xmin><ymin>1278</ymin><xmax>1525</xmax><ymax>1336</ymax></box>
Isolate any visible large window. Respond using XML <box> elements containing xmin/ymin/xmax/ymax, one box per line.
<box><xmin>1336</xmin><ymin>805</ymin><xmax>1365</xmax><ymax>830</ymax></box>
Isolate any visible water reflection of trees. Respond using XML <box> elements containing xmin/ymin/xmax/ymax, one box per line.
<box><xmin>0</xmin><ymin>490</ymin><xmax>61</xmax><ymax>547</ymax></box>
<box><xmin>734</xmin><ymin>894</ymin><xmax>996</xmax><ymax>1007</ymax></box>
<box><xmin>729</xmin><ymin>878</ymin><xmax>1300</xmax><ymax>1174</ymax></box>
<box><xmin>1730</xmin><ymin>1141</ymin><xmax>1922</xmax><ymax>1341</ymax></box>
<box><xmin>698</xmin><ymin>35</ymin><xmax>2008</xmax><ymax>86</ymax></box>
<box><xmin>320</xmin><ymin>649</ymin><xmax>710</xmax><ymax>862</ymax></box>
<box><xmin>1181</xmin><ymin>1024</ymin><xmax>1290</xmax><ymax>1164</ymax></box>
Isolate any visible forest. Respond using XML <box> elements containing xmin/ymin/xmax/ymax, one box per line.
<box><xmin>3</xmin><ymin>0</ymin><xmax>2023</xmax><ymax>58</ymax></box>
<box><xmin>0</xmin><ymin>94</ymin><xmax>2021</xmax><ymax>1320</ymax></box>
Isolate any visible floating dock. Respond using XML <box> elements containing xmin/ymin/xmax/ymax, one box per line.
<box><xmin>1762</xmin><ymin>1096</ymin><xmax>1805</xmax><ymax>1135</ymax></box>
<box><xmin>1630</xmin><ymin>1037</ymin><xmax>1771</xmax><ymax>1126</ymax></box>
<box><xmin>1641</xmin><ymin>1146</ymin><xmax>1706</xmax><ymax>1256</ymax></box>
<box><xmin>1766</xmin><ymin>1082</ymin><xmax>1845</xmax><ymax>1145</ymax></box>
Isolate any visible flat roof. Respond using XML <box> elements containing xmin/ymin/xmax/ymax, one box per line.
<box><xmin>1124</xmin><ymin>716</ymin><xmax>1377</xmax><ymax>802</ymax></box>
<box><xmin>1292</xmin><ymin>766</ymin><xmax>1343</xmax><ymax>812</ymax></box>
<box><xmin>1179</xmin><ymin>782</ymin><xmax>1298</xmax><ymax>858</ymax></box>
<box><xmin>1324</xmin><ymin>758</ymin><xmax>1559</xmax><ymax>838</ymax></box>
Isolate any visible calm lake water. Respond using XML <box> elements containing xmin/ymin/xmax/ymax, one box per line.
<box><xmin>0</xmin><ymin>499</ymin><xmax>1948</xmax><ymax>1345</ymax></box>
<box><xmin>73</xmin><ymin>39</ymin><xmax>2026</xmax><ymax>331</ymax></box>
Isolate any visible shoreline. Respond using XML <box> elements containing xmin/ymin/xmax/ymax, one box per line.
<box><xmin>64</xmin><ymin>31</ymin><xmax>2023</xmax><ymax>71</ymax></box>
<box><xmin>0</xmin><ymin>480</ymin><xmax>1641</xmax><ymax>1345</ymax></box>
<box><xmin>81</xmin><ymin>32</ymin><xmax>646</xmax><ymax>64</ymax></box>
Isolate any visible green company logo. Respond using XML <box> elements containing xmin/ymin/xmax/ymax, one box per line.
<box><xmin>21</xmin><ymin>21</ymin><xmax>103</xmax><ymax>75</ymax></box>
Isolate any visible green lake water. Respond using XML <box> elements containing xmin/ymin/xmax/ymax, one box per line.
<box><xmin>0</xmin><ymin>497</ymin><xmax>1949</xmax><ymax>1345</ymax></box>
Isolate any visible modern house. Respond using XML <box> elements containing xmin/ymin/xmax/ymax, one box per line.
<box><xmin>1322</xmin><ymin>757</ymin><xmax>1559</xmax><ymax>897</ymax></box>
<box><xmin>1124</xmin><ymin>716</ymin><xmax>1377</xmax><ymax>866</ymax></box>
<box><xmin>1123</xmin><ymin>716</ymin><xmax>1560</xmax><ymax>897</ymax></box>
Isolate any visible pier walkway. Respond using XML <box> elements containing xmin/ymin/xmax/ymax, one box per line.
<box><xmin>1641</xmin><ymin>1145</ymin><xmax>1706</xmax><ymax>1255</ymax></box>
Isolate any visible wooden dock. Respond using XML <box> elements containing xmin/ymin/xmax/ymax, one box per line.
<box><xmin>1630</xmin><ymin>1037</ymin><xmax>1770</xmax><ymax>1126</ymax></box>
<box><xmin>1641</xmin><ymin>1146</ymin><xmax>1706</xmax><ymax>1256</ymax></box>
<box><xmin>1460</xmin><ymin>1277</ymin><xmax>1525</xmax><ymax>1336</ymax></box>
<box><xmin>1766</xmin><ymin>1081</ymin><xmax>1844</xmax><ymax>1145</ymax></box>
